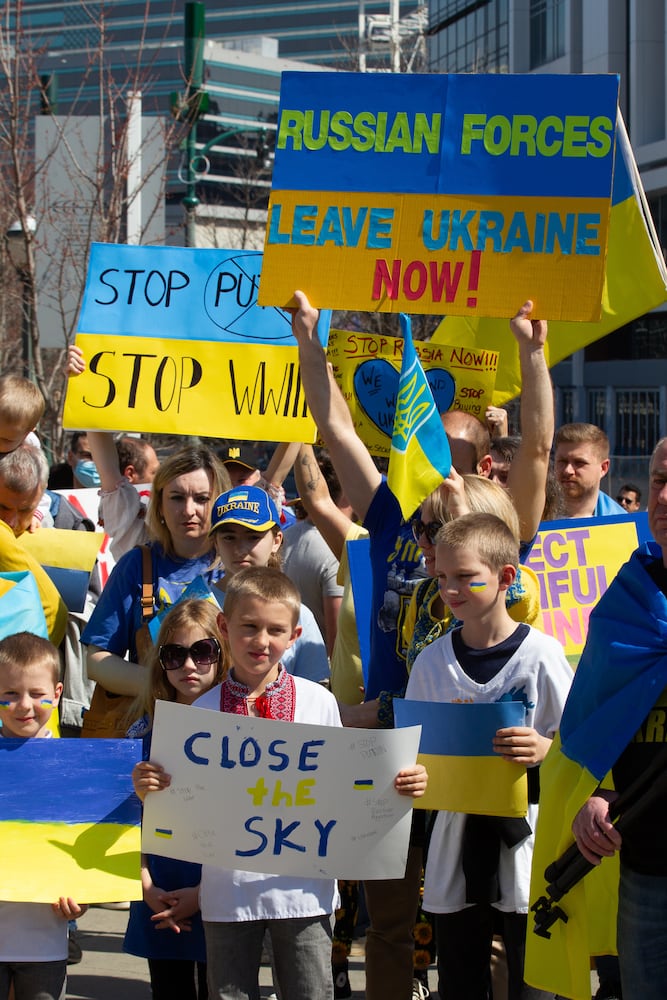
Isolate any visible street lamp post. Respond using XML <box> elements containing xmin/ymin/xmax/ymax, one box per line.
<box><xmin>5</xmin><ymin>216</ymin><xmax>37</xmax><ymax>381</ymax></box>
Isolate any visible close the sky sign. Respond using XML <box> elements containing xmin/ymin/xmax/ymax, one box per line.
<box><xmin>259</xmin><ymin>72</ymin><xmax>620</xmax><ymax>320</ymax></box>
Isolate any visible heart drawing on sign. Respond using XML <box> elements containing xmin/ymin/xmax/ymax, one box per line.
<box><xmin>353</xmin><ymin>360</ymin><xmax>456</xmax><ymax>438</ymax></box>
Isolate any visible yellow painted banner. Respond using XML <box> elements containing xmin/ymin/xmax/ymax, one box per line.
<box><xmin>525</xmin><ymin>517</ymin><xmax>642</xmax><ymax>664</ymax></box>
<box><xmin>64</xmin><ymin>333</ymin><xmax>317</xmax><ymax>442</ymax></box>
<box><xmin>327</xmin><ymin>327</ymin><xmax>497</xmax><ymax>456</ymax></box>
<box><xmin>261</xmin><ymin>191</ymin><xmax>610</xmax><ymax>320</ymax></box>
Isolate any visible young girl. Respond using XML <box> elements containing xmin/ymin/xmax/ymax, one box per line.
<box><xmin>125</xmin><ymin>599</ymin><xmax>228</xmax><ymax>1000</ymax></box>
<box><xmin>209</xmin><ymin>484</ymin><xmax>330</xmax><ymax>684</ymax></box>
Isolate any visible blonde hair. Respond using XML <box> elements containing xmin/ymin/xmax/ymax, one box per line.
<box><xmin>426</xmin><ymin>474</ymin><xmax>521</xmax><ymax>543</ymax></box>
<box><xmin>128</xmin><ymin>599</ymin><xmax>227</xmax><ymax>725</ymax></box>
<box><xmin>436</xmin><ymin>512</ymin><xmax>519</xmax><ymax>572</ymax></box>
<box><xmin>223</xmin><ymin>566</ymin><xmax>300</xmax><ymax>627</ymax></box>
<box><xmin>0</xmin><ymin>632</ymin><xmax>60</xmax><ymax>685</ymax></box>
<box><xmin>145</xmin><ymin>445</ymin><xmax>230</xmax><ymax>558</ymax></box>
<box><xmin>0</xmin><ymin>375</ymin><xmax>44</xmax><ymax>431</ymax></box>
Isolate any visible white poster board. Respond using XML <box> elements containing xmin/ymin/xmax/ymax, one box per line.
<box><xmin>143</xmin><ymin>700</ymin><xmax>421</xmax><ymax>880</ymax></box>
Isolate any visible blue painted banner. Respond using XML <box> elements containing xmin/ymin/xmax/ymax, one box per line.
<box><xmin>394</xmin><ymin>699</ymin><xmax>528</xmax><ymax>816</ymax></box>
<box><xmin>272</xmin><ymin>72</ymin><xmax>619</xmax><ymax>198</ymax></box>
<box><xmin>78</xmin><ymin>244</ymin><xmax>296</xmax><ymax>344</ymax></box>
<box><xmin>0</xmin><ymin>739</ymin><xmax>142</xmax><ymax>902</ymax></box>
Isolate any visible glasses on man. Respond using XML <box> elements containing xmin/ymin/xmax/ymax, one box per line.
<box><xmin>411</xmin><ymin>518</ymin><xmax>441</xmax><ymax>545</ymax></box>
<box><xmin>159</xmin><ymin>637</ymin><xmax>221</xmax><ymax>671</ymax></box>
<box><xmin>616</xmin><ymin>495</ymin><xmax>634</xmax><ymax>507</ymax></box>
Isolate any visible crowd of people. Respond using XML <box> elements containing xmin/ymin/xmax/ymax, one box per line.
<box><xmin>0</xmin><ymin>290</ymin><xmax>661</xmax><ymax>1000</ymax></box>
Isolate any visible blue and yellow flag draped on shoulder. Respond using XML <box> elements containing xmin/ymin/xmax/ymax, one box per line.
<box><xmin>433</xmin><ymin>114</ymin><xmax>667</xmax><ymax>406</ymax></box>
<box><xmin>387</xmin><ymin>314</ymin><xmax>451</xmax><ymax>519</ymax></box>
<box><xmin>526</xmin><ymin>542</ymin><xmax>667</xmax><ymax>999</ymax></box>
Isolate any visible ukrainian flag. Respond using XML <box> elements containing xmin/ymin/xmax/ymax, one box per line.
<box><xmin>394</xmin><ymin>699</ymin><xmax>528</xmax><ymax>816</ymax></box>
<box><xmin>431</xmin><ymin>113</ymin><xmax>667</xmax><ymax>406</ymax></box>
<box><xmin>0</xmin><ymin>739</ymin><xmax>142</xmax><ymax>903</ymax></box>
<box><xmin>387</xmin><ymin>314</ymin><xmax>451</xmax><ymax>519</ymax></box>
<box><xmin>525</xmin><ymin>542</ymin><xmax>667</xmax><ymax>998</ymax></box>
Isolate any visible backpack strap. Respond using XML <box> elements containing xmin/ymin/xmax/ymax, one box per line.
<box><xmin>139</xmin><ymin>544</ymin><xmax>154</xmax><ymax>622</ymax></box>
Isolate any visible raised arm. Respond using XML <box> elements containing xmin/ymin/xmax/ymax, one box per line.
<box><xmin>293</xmin><ymin>444</ymin><xmax>352</xmax><ymax>561</ymax></box>
<box><xmin>506</xmin><ymin>300</ymin><xmax>554</xmax><ymax>542</ymax></box>
<box><xmin>291</xmin><ymin>291</ymin><xmax>381</xmax><ymax>522</ymax></box>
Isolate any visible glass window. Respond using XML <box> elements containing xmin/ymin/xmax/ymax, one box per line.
<box><xmin>529</xmin><ymin>0</ymin><xmax>565</xmax><ymax>69</ymax></box>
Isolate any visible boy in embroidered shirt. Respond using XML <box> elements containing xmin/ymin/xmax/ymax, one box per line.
<box><xmin>134</xmin><ymin>566</ymin><xmax>427</xmax><ymax>1000</ymax></box>
<box><xmin>0</xmin><ymin>632</ymin><xmax>86</xmax><ymax>1000</ymax></box>
<box><xmin>405</xmin><ymin>513</ymin><xmax>572</xmax><ymax>1000</ymax></box>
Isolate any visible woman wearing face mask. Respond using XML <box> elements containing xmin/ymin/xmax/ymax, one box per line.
<box><xmin>209</xmin><ymin>485</ymin><xmax>330</xmax><ymax>683</ymax></box>
<box><xmin>80</xmin><ymin>445</ymin><xmax>231</xmax><ymax>734</ymax></box>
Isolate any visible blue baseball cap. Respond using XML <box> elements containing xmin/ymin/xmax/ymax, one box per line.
<box><xmin>209</xmin><ymin>486</ymin><xmax>280</xmax><ymax>534</ymax></box>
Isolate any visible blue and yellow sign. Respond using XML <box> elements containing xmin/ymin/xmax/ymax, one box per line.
<box><xmin>259</xmin><ymin>72</ymin><xmax>619</xmax><ymax>320</ymax></box>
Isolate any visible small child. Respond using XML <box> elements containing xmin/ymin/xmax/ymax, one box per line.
<box><xmin>405</xmin><ymin>513</ymin><xmax>572</xmax><ymax>1000</ymax></box>
<box><xmin>0</xmin><ymin>374</ymin><xmax>44</xmax><ymax>454</ymax></box>
<box><xmin>126</xmin><ymin>599</ymin><xmax>228</xmax><ymax>1000</ymax></box>
<box><xmin>209</xmin><ymin>485</ymin><xmax>330</xmax><ymax>683</ymax></box>
<box><xmin>0</xmin><ymin>632</ymin><xmax>86</xmax><ymax>1000</ymax></box>
<box><xmin>135</xmin><ymin>566</ymin><xmax>427</xmax><ymax>1000</ymax></box>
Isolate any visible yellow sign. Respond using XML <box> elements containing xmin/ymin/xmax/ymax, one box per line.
<box><xmin>525</xmin><ymin>519</ymin><xmax>640</xmax><ymax>663</ymax></box>
<box><xmin>64</xmin><ymin>333</ymin><xmax>317</xmax><ymax>442</ymax></box>
<box><xmin>327</xmin><ymin>328</ymin><xmax>497</xmax><ymax>456</ymax></box>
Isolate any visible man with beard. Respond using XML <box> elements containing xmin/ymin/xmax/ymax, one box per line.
<box><xmin>554</xmin><ymin>423</ymin><xmax>625</xmax><ymax>518</ymax></box>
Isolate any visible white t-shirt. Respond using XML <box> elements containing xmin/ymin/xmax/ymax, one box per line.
<box><xmin>195</xmin><ymin>676</ymin><xmax>341</xmax><ymax>922</ymax></box>
<box><xmin>0</xmin><ymin>902</ymin><xmax>67</xmax><ymax>962</ymax></box>
<box><xmin>405</xmin><ymin>626</ymin><xmax>572</xmax><ymax>914</ymax></box>
<box><xmin>98</xmin><ymin>477</ymin><xmax>149</xmax><ymax>560</ymax></box>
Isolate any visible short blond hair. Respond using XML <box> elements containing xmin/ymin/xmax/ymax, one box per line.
<box><xmin>0</xmin><ymin>375</ymin><xmax>44</xmax><ymax>432</ymax></box>
<box><xmin>555</xmin><ymin>423</ymin><xmax>609</xmax><ymax>460</ymax></box>
<box><xmin>436</xmin><ymin>512</ymin><xmax>519</xmax><ymax>573</ymax></box>
<box><xmin>0</xmin><ymin>632</ymin><xmax>60</xmax><ymax>685</ymax></box>
<box><xmin>223</xmin><ymin>566</ymin><xmax>300</xmax><ymax>627</ymax></box>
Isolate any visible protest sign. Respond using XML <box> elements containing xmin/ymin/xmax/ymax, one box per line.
<box><xmin>526</xmin><ymin>512</ymin><xmax>650</xmax><ymax>664</ymax></box>
<box><xmin>433</xmin><ymin>114</ymin><xmax>667</xmax><ymax>405</ymax></box>
<box><xmin>259</xmin><ymin>72</ymin><xmax>619</xmax><ymax>319</ymax></box>
<box><xmin>63</xmin><ymin>243</ymin><xmax>329</xmax><ymax>440</ymax></box>
<box><xmin>79</xmin><ymin>244</ymin><xmax>294</xmax><ymax>343</ymax></box>
<box><xmin>0</xmin><ymin>739</ymin><xmax>141</xmax><ymax>903</ymax></box>
<box><xmin>394</xmin><ymin>700</ymin><xmax>528</xmax><ymax>816</ymax></box>
<box><xmin>64</xmin><ymin>332</ymin><xmax>316</xmax><ymax>441</ymax></box>
<box><xmin>327</xmin><ymin>327</ymin><xmax>497</xmax><ymax>456</ymax></box>
<box><xmin>19</xmin><ymin>528</ymin><xmax>105</xmax><ymax>612</ymax></box>
<box><xmin>143</xmin><ymin>700</ymin><xmax>421</xmax><ymax>880</ymax></box>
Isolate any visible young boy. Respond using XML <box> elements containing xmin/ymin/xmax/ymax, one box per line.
<box><xmin>0</xmin><ymin>632</ymin><xmax>86</xmax><ymax>1000</ymax></box>
<box><xmin>134</xmin><ymin>566</ymin><xmax>427</xmax><ymax>1000</ymax></box>
<box><xmin>405</xmin><ymin>513</ymin><xmax>572</xmax><ymax>1000</ymax></box>
<box><xmin>0</xmin><ymin>375</ymin><xmax>44</xmax><ymax>454</ymax></box>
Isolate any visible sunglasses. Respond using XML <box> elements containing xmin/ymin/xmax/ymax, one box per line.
<box><xmin>159</xmin><ymin>637</ymin><xmax>221</xmax><ymax>672</ymax></box>
<box><xmin>411</xmin><ymin>518</ymin><xmax>441</xmax><ymax>544</ymax></box>
<box><xmin>616</xmin><ymin>496</ymin><xmax>634</xmax><ymax>506</ymax></box>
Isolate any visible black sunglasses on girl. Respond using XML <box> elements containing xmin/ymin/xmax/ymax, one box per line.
<box><xmin>159</xmin><ymin>637</ymin><xmax>221</xmax><ymax>671</ymax></box>
<box><xmin>411</xmin><ymin>518</ymin><xmax>441</xmax><ymax>544</ymax></box>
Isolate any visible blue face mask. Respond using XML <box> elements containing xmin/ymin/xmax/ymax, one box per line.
<box><xmin>75</xmin><ymin>459</ymin><xmax>101</xmax><ymax>488</ymax></box>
